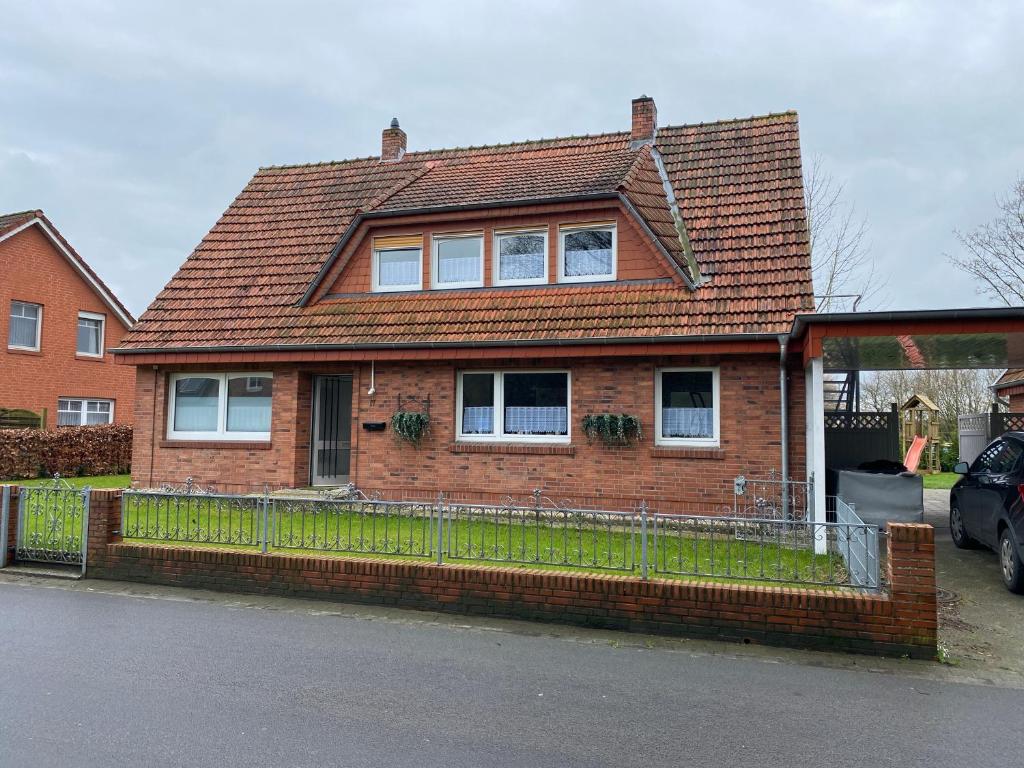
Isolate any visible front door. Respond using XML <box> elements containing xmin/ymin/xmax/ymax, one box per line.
<box><xmin>311</xmin><ymin>375</ymin><xmax>353</xmax><ymax>486</ymax></box>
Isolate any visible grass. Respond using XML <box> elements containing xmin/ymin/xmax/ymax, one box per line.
<box><xmin>118</xmin><ymin>495</ymin><xmax>850</xmax><ymax>590</ymax></box>
<box><xmin>921</xmin><ymin>472</ymin><xmax>959</xmax><ymax>490</ymax></box>
<box><xmin>6</xmin><ymin>474</ymin><xmax>131</xmax><ymax>488</ymax></box>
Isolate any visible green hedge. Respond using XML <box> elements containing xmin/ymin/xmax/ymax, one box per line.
<box><xmin>0</xmin><ymin>424</ymin><xmax>132</xmax><ymax>480</ymax></box>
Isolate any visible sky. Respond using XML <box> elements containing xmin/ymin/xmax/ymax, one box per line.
<box><xmin>1</xmin><ymin>0</ymin><xmax>1021</xmax><ymax>318</ymax></box>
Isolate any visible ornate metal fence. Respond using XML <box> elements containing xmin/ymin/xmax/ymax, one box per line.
<box><xmin>118</xmin><ymin>481</ymin><xmax>881</xmax><ymax>591</ymax></box>
<box><xmin>15</xmin><ymin>480</ymin><xmax>90</xmax><ymax>572</ymax></box>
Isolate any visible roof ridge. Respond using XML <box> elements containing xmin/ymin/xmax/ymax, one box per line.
<box><xmin>0</xmin><ymin>208</ymin><xmax>41</xmax><ymax>219</ymax></box>
<box><xmin>658</xmin><ymin>110</ymin><xmax>798</xmax><ymax>131</ymax></box>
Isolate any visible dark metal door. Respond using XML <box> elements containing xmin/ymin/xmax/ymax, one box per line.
<box><xmin>311</xmin><ymin>376</ymin><xmax>353</xmax><ymax>486</ymax></box>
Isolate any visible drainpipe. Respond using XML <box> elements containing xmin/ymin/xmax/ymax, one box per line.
<box><xmin>778</xmin><ymin>335</ymin><xmax>790</xmax><ymax>514</ymax></box>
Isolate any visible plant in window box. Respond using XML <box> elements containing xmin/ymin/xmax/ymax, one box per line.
<box><xmin>391</xmin><ymin>411</ymin><xmax>430</xmax><ymax>445</ymax></box>
<box><xmin>582</xmin><ymin>414</ymin><xmax>642</xmax><ymax>447</ymax></box>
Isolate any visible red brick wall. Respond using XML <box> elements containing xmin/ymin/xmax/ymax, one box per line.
<box><xmin>327</xmin><ymin>205</ymin><xmax>673</xmax><ymax>295</ymax></box>
<box><xmin>81</xmin><ymin>498</ymin><xmax>937</xmax><ymax>659</ymax></box>
<box><xmin>132</xmin><ymin>354</ymin><xmax>806</xmax><ymax>509</ymax></box>
<box><xmin>0</xmin><ymin>226</ymin><xmax>135</xmax><ymax>427</ymax></box>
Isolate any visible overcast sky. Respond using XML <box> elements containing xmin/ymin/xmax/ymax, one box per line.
<box><xmin>1</xmin><ymin>0</ymin><xmax>1021</xmax><ymax>318</ymax></box>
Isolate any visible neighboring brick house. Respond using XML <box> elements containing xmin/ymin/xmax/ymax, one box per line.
<box><xmin>994</xmin><ymin>369</ymin><xmax>1024</xmax><ymax>411</ymax></box>
<box><xmin>0</xmin><ymin>210</ymin><xmax>136</xmax><ymax>428</ymax></box>
<box><xmin>113</xmin><ymin>96</ymin><xmax>816</xmax><ymax>509</ymax></box>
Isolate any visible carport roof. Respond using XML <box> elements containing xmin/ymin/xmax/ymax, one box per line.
<box><xmin>791</xmin><ymin>307</ymin><xmax>1024</xmax><ymax>372</ymax></box>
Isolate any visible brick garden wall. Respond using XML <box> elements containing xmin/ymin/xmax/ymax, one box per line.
<box><xmin>132</xmin><ymin>354</ymin><xmax>807</xmax><ymax>510</ymax></box>
<box><xmin>72</xmin><ymin>488</ymin><xmax>936</xmax><ymax>658</ymax></box>
<box><xmin>0</xmin><ymin>225</ymin><xmax>135</xmax><ymax>427</ymax></box>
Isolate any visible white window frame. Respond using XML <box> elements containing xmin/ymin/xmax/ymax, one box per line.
<box><xmin>57</xmin><ymin>398</ymin><xmax>115</xmax><ymax>426</ymax></box>
<box><xmin>492</xmin><ymin>228</ymin><xmax>549</xmax><ymax>287</ymax></box>
<box><xmin>456</xmin><ymin>369</ymin><xmax>571</xmax><ymax>444</ymax></box>
<box><xmin>167</xmin><ymin>372</ymin><xmax>273</xmax><ymax>441</ymax></box>
<box><xmin>557</xmin><ymin>223</ymin><xmax>617</xmax><ymax>283</ymax></box>
<box><xmin>372</xmin><ymin>246</ymin><xmax>423</xmax><ymax>292</ymax></box>
<box><xmin>431</xmin><ymin>232</ymin><xmax>484</xmax><ymax>289</ymax></box>
<box><xmin>654</xmin><ymin>367</ymin><xmax>721</xmax><ymax>448</ymax></box>
<box><xmin>8</xmin><ymin>300</ymin><xmax>43</xmax><ymax>351</ymax></box>
<box><xmin>76</xmin><ymin>311</ymin><xmax>106</xmax><ymax>358</ymax></box>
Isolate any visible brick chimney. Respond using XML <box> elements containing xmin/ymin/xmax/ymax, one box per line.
<box><xmin>381</xmin><ymin>117</ymin><xmax>407</xmax><ymax>162</ymax></box>
<box><xmin>630</xmin><ymin>95</ymin><xmax>657</xmax><ymax>147</ymax></box>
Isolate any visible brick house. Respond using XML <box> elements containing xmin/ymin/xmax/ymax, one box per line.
<box><xmin>0</xmin><ymin>210</ymin><xmax>136</xmax><ymax>428</ymax></box>
<box><xmin>114</xmin><ymin>96</ymin><xmax>817</xmax><ymax>508</ymax></box>
<box><xmin>994</xmin><ymin>369</ymin><xmax>1024</xmax><ymax>411</ymax></box>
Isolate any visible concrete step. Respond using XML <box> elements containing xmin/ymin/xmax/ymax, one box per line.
<box><xmin>1</xmin><ymin>563</ymin><xmax>82</xmax><ymax>580</ymax></box>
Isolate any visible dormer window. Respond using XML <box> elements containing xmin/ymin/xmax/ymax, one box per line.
<box><xmin>558</xmin><ymin>223</ymin><xmax>616</xmax><ymax>283</ymax></box>
<box><xmin>432</xmin><ymin>233</ymin><xmax>483</xmax><ymax>289</ymax></box>
<box><xmin>372</xmin><ymin>236</ymin><xmax>423</xmax><ymax>292</ymax></box>
<box><xmin>494</xmin><ymin>229</ymin><xmax>547</xmax><ymax>286</ymax></box>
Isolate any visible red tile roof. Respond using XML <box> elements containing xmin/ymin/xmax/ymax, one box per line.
<box><xmin>118</xmin><ymin>112</ymin><xmax>814</xmax><ymax>352</ymax></box>
<box><xmin>0</xmin><ymin>209</ymin><xmax>135</xmax><ymax>327</ymax></box>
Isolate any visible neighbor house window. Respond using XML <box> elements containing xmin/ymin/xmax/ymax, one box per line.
<box><xmin>77</xmin><ymin>312</ymin><xmax>105</xmax><ymax>357</ymax></box>
<box><xmin>655</xmin><ymin>368</ymin><xmax>720</xmax><ymax>447</ymax></box>
<box><xmin>494</xmin><ymin>229</ymin><xmax>548</xmax><ymax>285</ymax></box>
<box><xmin>372</xmin><ymin>235</ymin><xmax>423</xmax><ymax>292</ymax></box>
<box><xmin>167</xmin><ymin>373</ymin><xmax>273</xmax><ymax>440</ymax></box>
<box><xmin>457</xmin><ymin>370</ymin><xmax>570</xmax><ymax>442</ymax></box>
<box><xmin>8</xmin><ymin>301</ymin><xmax>42</xmax><ymax>350</ymax></box>
<box><xmin>558</xmin><ymin>223</ymin><xmax>616</xmax><ymax>282</ymax></box>
<box><xmin>432</xmin><ymin>233</ymin><xmax>483</xmax><ymax>288</ymax></box>
<box><xmin>57</xmin><ymin>398</ymin><xmax>113</xmax><ymax>426</ymax></box>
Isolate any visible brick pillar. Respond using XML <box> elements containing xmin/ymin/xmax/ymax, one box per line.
<box><xmin>887</xmin><ymin>523</ymin><xmax>938</xmax><ymax>659</ymax></box>
<box><xmin>85</xmin><ymin>489</ymin><xmax>123</xmax><ymax>575</ymax></box>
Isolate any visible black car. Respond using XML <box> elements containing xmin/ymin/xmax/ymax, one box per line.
<box><xmin>950</xmin><ymin>432</ymin><xmax>1024</xmax><ymax>593</ymax></box>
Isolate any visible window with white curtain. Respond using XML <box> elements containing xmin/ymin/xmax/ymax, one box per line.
<box><xmin>57</xmin><ymin>398</ymin><xmax>113</xmax><ymax>426</ymax></box>
<box><xmin>559</xmin><ymin>224</ymin><xmax>616</xmax><ymax>282</ymax></box>
<box><xmin>373</xmin><ymin>247</ymin><xmax>422</xmax><ymax>291</ymax></box>
<box><xmin>168</xmin><ymin>373</ymin><xmax>273</xmax><ymax>440</ymax></box>
<box><xmin>77</xmin><ymin>312</ymin><xmax>105</xmax><ymax>356</ymax></box>
<box><xmin>432</xmin><ymin>234</ymin><xmax>483</xmax><ymax>288</ymax></box>
<box><xmin>494</xmin><ymin>230</ymin><xmax>547</xmax><ymax>285</ymax></box>
<box><xmin>8</xmin><ymin>301</ymin><xmax>42</xmax><ymax>350</ymax></box>
<box><xmin>457</xmin><ymin>370</ymin><xmax>570</xmax><ymax>443</ymax></box>
<box><xmin>655</xmin><ymin>368</ymin><xmax>720</xmax><ymax>447</ymax></box>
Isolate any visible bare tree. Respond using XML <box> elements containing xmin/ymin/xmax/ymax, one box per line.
<box><xmin>804</xmin><ymin>155</ymin><xmax>884</xmax><ymax>312</ymax></box>
<box><xmin>950</xmin><ymin>176</ymin><xmax>1024</xmax><ymax>306</ymax></box>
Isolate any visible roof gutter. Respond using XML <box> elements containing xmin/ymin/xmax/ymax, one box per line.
<box><xmin>110</xmin><ymin>330</ymin><xmax>782</xmax><ymax>357</ymax></box>
<box><xmin>297</xmin><ymin>192</ymin><xmax>621</xmax><ymax>307</ymax></box>
<box><xmin>789</xmin><ymin>306</ymin><xmax>1024</xmax><ymax>340</ymax></box>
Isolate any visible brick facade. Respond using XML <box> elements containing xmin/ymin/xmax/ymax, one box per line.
<box><xmin>0</xmin><ymin>225</ymin><xmax>135</xmax><ymax>426</ymax></box>
<box><xmin>132</xmin><ymin>353</ymin><xmax>806</xmax><ymax>511</ymax></box>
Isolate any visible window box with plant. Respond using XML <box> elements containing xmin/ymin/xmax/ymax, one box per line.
<box><xmin>582</xmin><ymin>413</ymin><xmax>642</xmax><ymax>446</ymax></box>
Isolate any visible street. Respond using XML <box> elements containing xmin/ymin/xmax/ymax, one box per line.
<box><xmin>1</xmin><ymin>575</ymin><xmax>1022</xmax><ymax>768</ymax></box>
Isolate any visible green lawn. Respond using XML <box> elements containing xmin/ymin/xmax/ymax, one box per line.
<box><xmin>119</xmin><ymin>495</ymin><xmax>849</xmax><ymax>589</ymax></box>
<box><xmin>921</xmin><ymin>472</ymin><xmax>959</xmax><ymax>490</ymax></box>
<box><xmin>5</xmin><ymin>474</ymin><xmax>131</xmax><ymax>488</ymax></box>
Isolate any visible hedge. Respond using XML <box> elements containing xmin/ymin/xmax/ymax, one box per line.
<box><xmin>0</xmin><ymin>424</ymin><xmax>132</xmax><ymax>480</ymax></box>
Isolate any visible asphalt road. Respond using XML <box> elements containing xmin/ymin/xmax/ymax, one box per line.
<box><xmin>1</xmin><ymin>578</ymin><xmax>1022</xmax><ymax>768</ymax></box>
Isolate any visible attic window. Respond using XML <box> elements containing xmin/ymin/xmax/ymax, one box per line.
<box><xmin>494</xmin><ymin>229</ymin><xmax>547</xmax><ymax>286</ymax></box>
<box><xmin>432</xmin><ymin>233</ymin><xmax>483</xmax><ymax>289</ymax></box>
<box><xmin>558</xmin><ymin>224</ymin><xmax>616</xmax><ymax>283</ymax></box>
<box><xmin>372</xmin><ymin>235</ymin><xmax>423</xmax><ymax>292</ymax></box>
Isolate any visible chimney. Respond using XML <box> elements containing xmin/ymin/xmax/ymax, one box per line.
<box><xmin>630</xmin><ymin>95</ymin><xmax>657</xmax><ymax>147</ymax></box>
<box><xmin>381</xmin><ymin>117</ymin><xmax>407</xmax><ymax>162</ymax></box>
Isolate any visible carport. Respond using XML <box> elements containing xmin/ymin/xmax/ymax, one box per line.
<box><xmin>788</xmin><ymin>307</ymin><xmax>1024</xmax><ymax>552</ymax></box>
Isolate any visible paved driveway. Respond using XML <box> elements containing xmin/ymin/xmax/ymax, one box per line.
<box><xmin>925</xmin><ymin>488</ymin><xmax>1024</xmax><ymax>685</ymax></box>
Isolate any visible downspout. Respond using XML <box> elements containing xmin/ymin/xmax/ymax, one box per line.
<box><xmin>778</xmin><ymin>336</ymin><xmax>790</xmax><ymax>514</ymax></box>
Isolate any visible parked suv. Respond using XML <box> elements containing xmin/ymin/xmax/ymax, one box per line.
<box><xmin>950</xmin><ymin>432</ymin><xmax>1024</xmax><ymax>593</ymax></box>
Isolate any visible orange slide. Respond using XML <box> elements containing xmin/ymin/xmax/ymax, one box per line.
<box><xmin>904</xmin><ymin>435</ymin><xmax>928</xmax><ymax>473</ymax></box>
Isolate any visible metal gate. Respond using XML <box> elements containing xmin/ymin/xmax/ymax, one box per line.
<box><xmin>15</xmin><ymin>482</ymin><xmax>90</xmax><ymax>571</ymax></box>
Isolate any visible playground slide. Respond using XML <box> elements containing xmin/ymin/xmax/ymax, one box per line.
<box><xmin>904</xmin><ymin>435</ymin><xmax>928</xmax><ymax>473</ymax></box>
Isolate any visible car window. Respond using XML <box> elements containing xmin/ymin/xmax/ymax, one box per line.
<box><xmin>971</xmin><ymin>439</ymin><xmax>1023</xmax><ymax>475</ymax></box>
<box><xmin>990</xmin><ymin>440</ymin><xmax>1023</xmax><ymax>474</ymax></box>
<box><xmin>970</xmin><ymin>440</ymin><xmax>1005</xmax><ymax>474</ymax></box>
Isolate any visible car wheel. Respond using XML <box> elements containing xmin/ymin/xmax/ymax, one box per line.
<box><xmin>950</xmin><ymin>506</ymin><xmax>976</xmax><ymax>549</ymax></box>
<box><xmin>998</xmin><ymin>527</ymin><xmax>1024</xmax><ymax>594</ymax></box>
